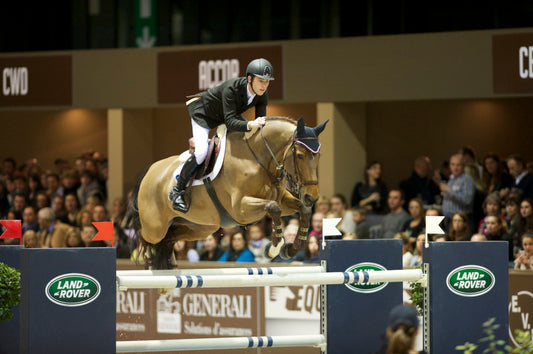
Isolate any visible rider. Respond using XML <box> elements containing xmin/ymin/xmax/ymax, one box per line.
<box><xmin>171</xmin><ymin>58</ymin><xmax>275</xmax><ymax>212</ymax></box>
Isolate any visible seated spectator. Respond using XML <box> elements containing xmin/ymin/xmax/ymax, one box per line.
<box><xmin>409</xmin><ymin>234</ymin><xmax>425</xmax><ymax>268</ymax></box>
<box><xmin>12</xmin><ymin>192</ymin><xmax>27</xmax><ymax>214</ymax></box>
<box><xmin>303</xmin><ymin>235</ymin><xmax>320</xmax><ymax>264</ymax></box>
<box><xmin>401</xmin><ymin>198</ymin><xmax>426</xmax><ymax>238</ymax></box>
<box><xmin>470</xmin><ymin>234</ymin><xmax>487</xmax><ymax>242</ymax></box>
<box><xmin>315</xmin><ymin>196</ymin><xmax>330</xmax><ymax>215</ymax></box>
<box><xmin>247</xmin><ymin>224</ymin><xmax>269</xmax><ymax>264</ymax></box>
<box><xmin>61</xmin><ymin>169</ymin><xmax>79</xmax><ymax>196</ymax></box>
<box><xmin>63</xmin><ymin>193</ymin><xmax>80</xmax><ymax>226</ymax></box>
<box><xmin>394</xmin><ymin>232</ymin><xmax>413</xmax><ymax>269</ymax></box>
<box><xmin>218</xmin><ymin>230</ymin><xmax>255</xmax><ymax>262</ymax></box>
<box><xmin>66</xmin><ymin>228</ymin><xmax>84</xmax><ymax>247</ymax></box>
<box><xmin>505</xmin><ymin>197</ymin><xmax>521</xmax><ymax>242</ymax></box>
<box><xmin>77</xmin><ymin>170</ymin><xmax>103</xmax><ymax>206</ymax></box>
<box><xmin>77</xmin><ymin>207</ymin><xmax>93</xmax><ymax>228</ymax></box>
<box><xmin>351</xmin><ymin>207</ymin><xmax>370</xmax><ymax>239</ymax></box>
<box><xmin>173</xmin><ymin>240</ymin><xmax>200</xmax><ymax>262</ymax></box>
<box><xmin>23</xmin><ymin>230</ymin><xmax>41</xmax><ymax>248</ymax></box>
<box><xmin>329</xmin><ymin>193</ymin><xmax>356</xmax><ymax>234</ymax></box>
<box><xmin>481</xmin><ymin>153</ymin><xmax>513</xmax><ymax>196</ymax></box>
<box><xmin>92</xmin><ymin>204</ymin><xmax>109</xmax><ymax>222</ymax></box>
<box><xmin>485</xmin><ymin>215</ymin><xmax>513</xmax><ymax>261</ymax></box>
<box><xmin>477</xmin><ymin>193</ymin><xmax>503</xmax><ymax>235</ymax></box>
<box><xmin>52</xmin><ymin>195</ymin><xmax>68</xmax><ymax>223</ymax></box>
<box><xmin>380</xmin><ymin>189</ymin><xmax>410</xmax><ymax>239</ymax></box>
<box><xmin>6</xmin><ymin>208</ymin><xmax>22</xmax><ymax>220</ymax></box>
<box><xmin>310</xmin><ymin>211</ymin><xmax>324</xmax><ymax>238</ymax></box>
<box><xmin>111</xmin><ymin>197</ymin><xmax>127</xmax><ymax>227</ymax></box>
<box><xmin>35</xmin><ymin>191</ymin><xmax>50</xmax><ymax>210</ymax></box>
<box><xmin>518</xmin><ymin>198</ymin><xmax>533</xmax><ymax>237</ymax></box>
<box><xmin>433</xmin><ymin>235</ymin><xmax>447</xmax><ymax>242</ymax></box>
<box><xmin>514</xmin><ymin>233</ymin><xmax>533</xmax><ymax>270</ymax></box>
<box><xmin>399</xmin><ymin>155</ymin><xmax>440</xmax><ymax>207</ymax></box>
<box><xmin>81</xmin><ymin>225</ymin><xmax>106</xmax><ymax>247</ymax></box>
<box><xmin>342</xmin><ymin>233</ymin><xmax>356</xmax><ymax>240</ymax></box>
<box><xmin>270</xmin><ymin>224</ymin><xmax>306</xmax><ymax>263</ymax></box>
<box><xmin>425</xmin><ymin>207</ymin><xmax>440</xmax><ymax>217</ymax></box>
<box><xmin>448</xmin><ymin>212</ymin><xmax>472</xmax><ymax>241</ymax></box>
<box><xmin>27</xmin><ymin>174</ymin><xmax>44</xmax><ymax>208</ymax></box>
<box><xmin>351</xmin><ymin>160</ymin><xmax>388</xmax><ymax>214</ymax></box>
<box><xmin>199</xmin><ymin>233</ymin><xmax>225</xmax><ymax>261</ymax></box>
<box><xmin>46</xmin><ymin>173</ymin><xmax>64</xmax><ymax>208</ymax></box>
<box><xmin>22</xmin><ymin>206</ymin><xmax>39</xmax><ymax>234</ymax></box>
<box><xmin>38</xmin><ymin>207</ymin><xmax>72</xmax><ymax>248</ymax></box>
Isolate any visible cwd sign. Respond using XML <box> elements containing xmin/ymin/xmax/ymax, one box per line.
<box><xmin>344</xmin><ymin>262</ymin><xmax>389</xmax><ymax>294</ymax></box>
<box><xmin>446</xmin><ymin>265</ymin><xmax>495</xmax><ymax>297</ymax></box>
<box><xmin>45</xmin><ymin>273</ymin><xmax>101</xmax><ymax>307</ymax></box>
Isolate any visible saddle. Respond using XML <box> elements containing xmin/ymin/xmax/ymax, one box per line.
<box><xmin>189</xmin><ymin>135</ymin><xmax>221</xmax><ymax>179</ymax></box>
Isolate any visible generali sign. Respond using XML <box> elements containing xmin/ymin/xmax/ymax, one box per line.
<box><xmin>493</xmin><ymin>33</ymin><xmax>533</xmax><ymax>93</ymax></box>
<box><xmin>158</xmin><ymin>46</ymin><xmax>283</xmax><ymax>103</ymax></box>
<box><xmin>0</xmin><ymin>55</ymin><xmax>72</xmax><ymax>106</ymax></box>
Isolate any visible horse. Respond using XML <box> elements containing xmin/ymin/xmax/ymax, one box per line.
<box><xmin>130</xmin><ymin>116</ymin><xmax>328</xmax><ymax>269</ymax></box>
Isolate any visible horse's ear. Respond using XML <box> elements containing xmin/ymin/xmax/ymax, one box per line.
<box><xmin>296</xmin><ymin>116</ymin><xmax>305</xmax><ymax>135</ymax></box>
<box><xmin>314</xmin><ymin>119</ymin><xmax>329</xmax><ymax>136</ymax></box>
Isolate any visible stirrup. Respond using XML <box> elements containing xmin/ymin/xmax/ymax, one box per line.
<box><xmin>172</xmin><ymin>192</ymin><xmax>189</xmax><ymax>212</ymax></box>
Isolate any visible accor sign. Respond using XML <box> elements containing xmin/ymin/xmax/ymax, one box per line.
<box><xmin>493</xmin><ymin>33</ymin><xmax>533</xmax><ymax>93</ymax></box>
<box><xmin>198</xmin><ymin>59</ymin><xmax>240</xmax><ymax>90</ymax></box>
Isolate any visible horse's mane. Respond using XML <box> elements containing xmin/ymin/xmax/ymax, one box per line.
<box><xmin>265</xmin><ymin>116</ymin><xmax>297</xmax><ymax>125</ymax></box>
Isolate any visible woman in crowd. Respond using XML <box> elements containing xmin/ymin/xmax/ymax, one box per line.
<box><xmin>329</xmin><ymin>193</ymin><xmax>356</xmax><ymax>234</ymax></box>
<box><xmin>394</xmin><ymin>232</ymin><xmax>413</xmax><ymax>269</ymax></box>
<box><xmin>518</xmin><ymin>198</ymin><xmax>533</xmax><ymax>237</ymax></box>
<box><xmin>401</xmin><ymin>198</ymin><xmax>425</xmax><ymax>238</ymax></box>
<box><xmin>218</xmin><ymin>230</ymin><xmax>255</xmax><ymax>262</ymax></box>
<box><xmin>351</xmin><ymin>160</ymin><xmax>388</xmax><ymax>214</ymax></box>
<box><xmin>22</xmin><ymin>230</ymin><xmax>41</xmax><ymax>248</ymax></box>
<box><xmin>409</xmin><ymin>234</ymin><xmax>425</xmax><ymax>268</ymax></box>
<box><xmin>477</xmin><ymin>192</ymin><xmax>503</xmax><ymax>235</ymax></box>
<box><xmin>27</xmin><ymin>174</ymin><xmax>44</xmax><ymax>208</ymax></box>
<box><xmin>66</xmin><ymin>228</ymin><xmax>84</xmax><ymax>247</ymax></box>
<box><xmin>514</xmin><ymin>233</ymin><xmax>533</xmax><ymax>270</ymax></box>
<box><xmin>173</xmin><ymin>240</ymin><xmax>200</xmax><ymax>262</ymax></box>
<box><xmin>504</xmin><ymin>197</ymin><xmax>521</xmax><ymax>242</ymax></box>
<box><xmin>63</xmin><ymin>193</ymin><xmax>81</xmax><ymax>226</ymax></box>
<box><xmin>303</xmin><ymin>235</ymin><xmax>320</xmax><ymax>264</ymax></box>
<box><xmin>246</xmin><ymin>224</ymin><xmax>269</xmax><ymax>264</ymax></box>
<box><xmin>481</xmin><ymin>153</ymin><xmax>513</xmax><ymax>195</ymax></box>
<box><xmin>199</xmin><ymin>233</ymin><xmax>225</xmax><ymax>261</ymax></box>
<box><xmin>448</xmin><ymin>212</ymin><xmax>472</xmax><ymax>241</ymax></box>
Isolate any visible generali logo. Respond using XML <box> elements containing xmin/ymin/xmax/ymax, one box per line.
<box><xmin>344</xmin><ymin>262</ymin><xmax>388</xmax><ymax>294</ymax></box>
<box><xmin>446</xmin><ymin>265</ymin><xmax>495</xmax><ymax>297</ymax></box>
<box><xmin>45</xmin><ymin>273</ymin><xmax>101</xmax><ymax>307</ymax></box>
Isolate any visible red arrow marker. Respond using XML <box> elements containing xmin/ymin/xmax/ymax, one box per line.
<box><xmin>92</xmin><ymin>221</ymin><xmax>114</xmax><ymax>247</ymax></box>
<box><xmin>0</xmin><ymin>220</ymin><xmax>22</xmax><ymax>245</ymax></box>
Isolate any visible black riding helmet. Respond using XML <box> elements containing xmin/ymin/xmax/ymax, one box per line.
<box><xmin>246</xmin><ymin>58</ymin><xmax>275</xmax><ymax>81</ymax></box>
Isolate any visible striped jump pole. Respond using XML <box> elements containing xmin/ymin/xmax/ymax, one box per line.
<box><xmin>116</xmin><ymin>269</ymin><xmax>424</xmax><ymax>290</ymax></box>
<box><xmin>116</xmin><ymin>265</ymin><xmax>324</xmax><ymax>277</ymax></box>
<box><xmin>116</xmin><ymin>334</ymin><xmax>326</xmax><ymax>353</ymax></box>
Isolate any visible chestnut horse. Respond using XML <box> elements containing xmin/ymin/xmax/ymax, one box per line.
<box><xmin>130</xmin><ymin>117</ymin><xmax>328</xmax><ymax>269</ymax></box>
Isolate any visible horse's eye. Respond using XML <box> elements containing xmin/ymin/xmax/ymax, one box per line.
<box><xmin>297</xmin><ymin>154</ymin><xmax>304</xmax><ymax>160</ymax></box>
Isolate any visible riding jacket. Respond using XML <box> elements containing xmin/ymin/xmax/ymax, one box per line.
<box><xmin>187</xmin><ymin>77</ymin><xmax>268</xmax><ymax>132</ymax></box>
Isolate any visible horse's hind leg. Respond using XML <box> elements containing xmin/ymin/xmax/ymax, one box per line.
<box><xmin>265</xmin><ymin>201</ymin><xmax>283</xmax><ymax>247</ymax></box>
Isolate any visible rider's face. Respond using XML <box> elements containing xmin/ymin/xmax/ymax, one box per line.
<box><xmin>248</xmin><ymin>76</ymin><xmax>270</xmax><ymax>96</ymax></box>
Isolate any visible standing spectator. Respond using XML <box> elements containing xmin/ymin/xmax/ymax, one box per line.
<box><xmin>506</xmin><ymin>155</ymin><xmax>533</xmax><ymax>200</ymax></box>
<box><xmin>310</xmin><ymin>211</ymin><xmax>324</xmax><ymax>238</ymax></box>
<box><xmin>247</xmin><ymin>224</ymin><xmax>269</xmax><ymax>264</ymax></box>
<box><xmin>460</xmin><ymin>145</ymin><xmax>483</xmax><ymax>179</ymax></box>
<box><xmin>401</xmin><ymin>198</ymin><xmax>426</xmax><ymax>238</ymax></box>
<box><xmin>514</xmin><ymin>233</ymin><xmax>533</xmax><ymax>270</ymax></box>
<box><xmin>329</xmin><ymin>193</ymin><xmax>356</xmax><ymax>234</ymax></box>
<box><xmin>173</xmin><ymin>240</ymin><xmax>200</xmax><ymax>262</ymax></box>
<box><xmin>351</xmin><ymin>207</ymin><xmax>370</xmax><ymax>239</ymax></box>
<box><xmin>351</xmin><ymin>161</ymin><xmax>388</xmax><ymax>214</ymax></box>
<box><xmin>448</xmin><ymin>212</ymin><xmax>472</xmax><ymax>241</ymax></box>
<box><xmin>481</xmin><ymin>153</ymin><xmax>513</xmax><ymax>196</ymax></box>
<box><xmin>38</xmin><ymin>207</ymin><xmax>72</xmax><ymax>248</ymax></box>
<box><xmin>399</xmin><ymin>156</ymin><xmax>440</xmax><ymax>207</ymax></box>
<box><xmin>218</xmin><ymin>230</ymin><xmax>255</xmax><ymax>262</ymax></box>
<box><xmin>199</xmin><ymin>233</ymin><xmax>225</xmax><ymax>261</ymax></box>
<box><xmin>379</xmin><ymin>189</ymin><xmax>411</xmax><ymax>239</ymax></box>
<box><xmin>22</xmin><ymin>206</ymin><xmax>40</xmax><ymax>234</ymax></box>
<box><xmin>439</xmin><ymin>153</ymin><xmax>475</xmax><ymax>231</ymax></box>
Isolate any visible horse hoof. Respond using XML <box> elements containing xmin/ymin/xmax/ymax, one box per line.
<box><xmin>279</xmin><ymin>243</ymin><xmax>296</xmax><ymax>260</ymax></box>
<box><xmin>266</xmin><ymin>239</ymin><xmax>285</xmax><ymax>259</ymax></box>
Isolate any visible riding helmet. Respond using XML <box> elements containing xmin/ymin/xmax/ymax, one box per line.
<box><xmin>246</xmin><ymin>58</ymin><xmax>275</xmax><ymax>80</ymax></box>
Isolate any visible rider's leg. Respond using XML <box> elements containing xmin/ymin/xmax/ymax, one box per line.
<box><xmin>171</xmin><ymin>119</ymin><xmax>209</xmax><ymax>212</ymax></box>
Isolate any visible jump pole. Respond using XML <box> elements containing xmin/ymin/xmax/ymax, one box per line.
<box><xmin>116</xmin><ymin>269</ymin><xmax>424</xmax><ymax>290</ymax></box>
<box><xmin>116</xmin><ymin>334</ymin><xmax>326</xmax><ymax>353</ymax></box>
<box><xmin>116</xmin><ymin>265</ymin><xmax>324</xmax><ymax>277</ymax></box>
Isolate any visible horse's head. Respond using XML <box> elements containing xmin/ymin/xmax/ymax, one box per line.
<box><xmin>285</xmin><ymin>117</ymin><xmax>328</xmax><ymax>208</ymax></box>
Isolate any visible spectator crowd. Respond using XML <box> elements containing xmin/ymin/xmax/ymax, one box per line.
<box><xmin>1</xmin><ymin>145</ymin><xmax>533</xmax><ymax>270</ymax></box>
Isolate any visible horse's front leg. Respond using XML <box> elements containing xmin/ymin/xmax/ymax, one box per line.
<box><xmin>240</xmin><ymin>196</ymin><xmax>284</xmax><ymax>257</ymax></box>
<box><xmin>293</xmin><ymin>205</ymin><xmax>312</xmax><ymax>250</ymax></box>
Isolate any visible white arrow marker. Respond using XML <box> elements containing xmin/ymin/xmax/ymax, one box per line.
<box><xmin>136</xmin><ymin>26</ymin><xmax>156</xmax><ymax>48</ymax></box>
<box><xmin>425</xmin><ymin>215</ymin><xmax>445</xmax><ymax>248</ymax></box>
<box><xmin>322</xmin><ymin>218</ymin><xmax>342</xmax><ymax>250</ymax></box>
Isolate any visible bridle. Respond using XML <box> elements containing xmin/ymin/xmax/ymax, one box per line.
<box><xmin>245</xmin><ymin>126</ymin><xmax>318</xmax><ymax>200</ymax></box>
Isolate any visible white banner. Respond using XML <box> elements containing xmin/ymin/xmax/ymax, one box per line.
<box><xmin>265</xmin><ymin>285</ymin><xmax>320</xmax><ymax>320</ymax></box>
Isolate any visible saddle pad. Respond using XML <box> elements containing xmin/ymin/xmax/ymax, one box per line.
<box><xmin>173</xmin><ymin>125</ymin><xmax>227</xmax><ymax>186</ymax></box>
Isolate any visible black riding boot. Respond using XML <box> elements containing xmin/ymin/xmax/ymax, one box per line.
<box><xmin>170</xmin><ymin>155</ymin><xmax>199</xmax><ymax>212</ymax></box>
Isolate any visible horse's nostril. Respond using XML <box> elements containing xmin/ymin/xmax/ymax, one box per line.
<box><xmin>304</xmin><ymin>195</ymin><xmax>316</xmax><ymax>206</ymax></box>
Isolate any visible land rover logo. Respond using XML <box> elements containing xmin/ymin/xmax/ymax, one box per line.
<box><xmin>344</xmin><ymin>262</ymin><xmax>388</xmax><ymax>294</ymax></box>
<box><xmin>45</xmin><ymin>273</ymin><xmax>101</xmax><ymax>307</ymax></box>
<box><xmin>446</xmin><ymin>265</ymin><xmax>495</xmax><ymax>297</ymax></box>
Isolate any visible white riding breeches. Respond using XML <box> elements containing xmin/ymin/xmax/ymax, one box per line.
<box><xmin>191</xmin><ymin>118</ymin><xmax>210</xmax><ymax>164</ymax></box>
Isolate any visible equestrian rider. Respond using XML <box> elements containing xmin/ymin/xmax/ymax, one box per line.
<box><xmin>171</xmin><ymin>58</ymin><xmax>275</xmax><ymax>212</ymax></box>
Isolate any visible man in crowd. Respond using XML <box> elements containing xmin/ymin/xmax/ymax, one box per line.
<box><xmin>380</xmin><ymin>189</ymin><xmax>410</xmax><ymax>238</ymax></box>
